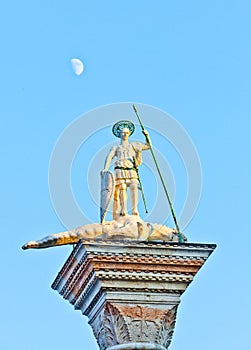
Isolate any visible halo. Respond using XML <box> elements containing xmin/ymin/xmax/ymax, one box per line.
<box><xmin>112</xmin><ymin>120</ymin><xmax>135</xmax><ymax>138</ymax></box>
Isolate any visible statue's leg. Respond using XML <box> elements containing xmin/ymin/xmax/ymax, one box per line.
<box><xmin>113</xmin><ymin>185</ymin><xmax>120</xmax><ymax>220</ymax></box>
<box><xmin>130</xmin><ymin>180</ymin><xmax>139</xmax><ymax>215</ymax></box>
<box><xmin>119</xmin><ymin>183</ymin><xmax>127</xmax><ymax>216</ymax></box>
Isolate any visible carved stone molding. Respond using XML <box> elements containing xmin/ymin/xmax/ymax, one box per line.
<box><xmin>89</xmin><ymin>302</ymin><xmax>178</xmax><ymax>350</ymax></box>
<box><xmin>52</xmin><ymin>241</ymin><xmax>216</xmax><ymax>349</ymax></box>
<box><xmin>156</xmin><ymin>306</ymin><xmax>177</xmax><ymax>349</ymax></box>
<box><xmin>90</xmin><ymin>302</ymin><xmax>130</xmax><ymax>350</ymax></box>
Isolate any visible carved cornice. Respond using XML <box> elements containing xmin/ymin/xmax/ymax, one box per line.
<box><xmin>52</xmin><ymin>241</ymin><xmax>216</xmax><ymax>350</ymax></box>
<box><xmin>51</xmin><ymin>246</ymin><xmax>87</xmax><ymax>290</ymax></box>
<box><xmin>96</xmin><ymin>272</ymin><xmax>193</xmax><ymax>283</ymax></box>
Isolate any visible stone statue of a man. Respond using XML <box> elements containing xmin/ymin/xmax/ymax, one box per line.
<box><xmin>102</xmin><ymin>121</ymin><xmax>150</xmax><ymax>219</ymax></box>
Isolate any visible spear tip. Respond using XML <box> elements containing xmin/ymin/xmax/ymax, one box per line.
<box><xmin>132</xmin><ymin>104</ymin><xmax>137</xmax><ymax>113</ymax></box>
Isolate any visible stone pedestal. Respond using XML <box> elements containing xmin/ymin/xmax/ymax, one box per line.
<box><xmin>52</xmin><ymin>240</ymin><xmax>216</xmax><ymax>350</ymax></box>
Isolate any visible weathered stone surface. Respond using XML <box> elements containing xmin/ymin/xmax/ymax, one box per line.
<box><xmin>22</xmin><ymin>215</ymin><xmax>187</xmax><ymax>250</ymax></box>
<box><xmin>52</xmin><ymin>240</ymin><xmax>216</xmax><ymax>350</ymax></box>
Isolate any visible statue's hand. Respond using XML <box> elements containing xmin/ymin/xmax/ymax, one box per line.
<box><xmin>142</xmin><ymin>129</ymin><xmax>150</xmax><ymax>144</ymax></box>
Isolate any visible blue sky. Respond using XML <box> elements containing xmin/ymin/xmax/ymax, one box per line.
<box><xmin>1</xmin><ymin>1</ymin><xmax>251</xmax><ymax>349</ymax></box>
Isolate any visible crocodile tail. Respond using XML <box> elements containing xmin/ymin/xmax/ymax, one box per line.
<box><xmin>22</xmin><ymin>230</ymin><xmax>80</xmax><ymax>250</ymax></box>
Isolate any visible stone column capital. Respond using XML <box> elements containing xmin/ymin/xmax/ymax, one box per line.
<box><xmin>52</xmin><ymin>240</ymin><xmax>216</xmax><ymax>349</ymax></box>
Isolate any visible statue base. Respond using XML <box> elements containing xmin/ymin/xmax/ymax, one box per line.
<box><xmin>52</xmin><ymin>240</ymin><xmax>216</xmax><ymax>350</ymax></box>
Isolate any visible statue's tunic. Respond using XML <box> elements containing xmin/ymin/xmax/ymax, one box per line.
<box><xmin>110</xmin><ymin>142</ymin><xmax>149</xmax><ymax>185</ymax></box>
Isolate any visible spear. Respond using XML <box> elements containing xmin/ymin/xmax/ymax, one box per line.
<box><xmin>132</xmin><ymin>104</ymin><xmax>184</xmax><ymax>243</ymax></box>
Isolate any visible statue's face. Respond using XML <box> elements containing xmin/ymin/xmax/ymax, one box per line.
<box><xmin>120</xmin><ymin>128</ymin><xmax>130</xmax><ymax>141</ymax></box>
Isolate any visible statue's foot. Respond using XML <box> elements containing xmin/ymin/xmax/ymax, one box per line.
<box><xmin>120</xmin><ymin>212</ymin><xmax>127</xmax><ymax>216</ymax></box>
<box><xmin>132</xmin><ymin>211</ymin><xmax>139</xmax><ymax>216</ymax></box>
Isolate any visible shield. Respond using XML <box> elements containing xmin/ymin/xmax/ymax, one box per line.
<box><xmin>100</xmin><ymin>171</ymin><xmax>115</xmax><ymax>223</ymax></box>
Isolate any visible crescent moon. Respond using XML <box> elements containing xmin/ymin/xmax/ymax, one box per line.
<box><xmin>71</xmin><ymin>58</ymin><xmax>84</xmax><ymax>76</ymax></box>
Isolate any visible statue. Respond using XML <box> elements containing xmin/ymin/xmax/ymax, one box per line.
<box><xmin>101</xmin><ymin>120</ymin><xmax>150</xmax><ymax>221</ymax></box>
<box><xmin>22</xmin><ymin>105</ymin><xmax>186</xmax><ymax>250</ymax></box>
<box><xmin>21</xmin><ymin>105</ymin><xmax>218</xmax><ymax>350</ymax></box>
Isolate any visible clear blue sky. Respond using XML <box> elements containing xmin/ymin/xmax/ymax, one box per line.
<box><xmin>1</xmin><ymin>1</ymin><xmax>251</xmax><ymax>349</ymax></box>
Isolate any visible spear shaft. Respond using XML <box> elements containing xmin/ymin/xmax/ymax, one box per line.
<box><xmin>135</xmin><ymin>166</ymin><xmax>148</xmax><ymax>213</ymax></box>
<box><xmin>132</xmin><ymin>104</ymin><xmax>183</xmax><ymax>243</ymax></box>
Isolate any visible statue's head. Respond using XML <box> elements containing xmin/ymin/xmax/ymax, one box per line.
<box><xmin>112</xmin><ymin>120</ymin><xmax>135</xmax><ymax>139</ymax></box>
<box><xmin>120</xmin><ymin>127</ymin><xmax>130</xmax><ymax>141</ymax></box>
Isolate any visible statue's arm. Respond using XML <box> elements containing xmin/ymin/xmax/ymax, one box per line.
<box><xmin>102</xmin><ymin>147</ymin><xmax>116</xmax><ymax>174</ymax></box>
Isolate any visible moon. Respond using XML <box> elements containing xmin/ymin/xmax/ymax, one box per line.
<box><xmin>71</xmin><ymin>58</ymin><xmax>84</xmax><ymax>76</ymax></box>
